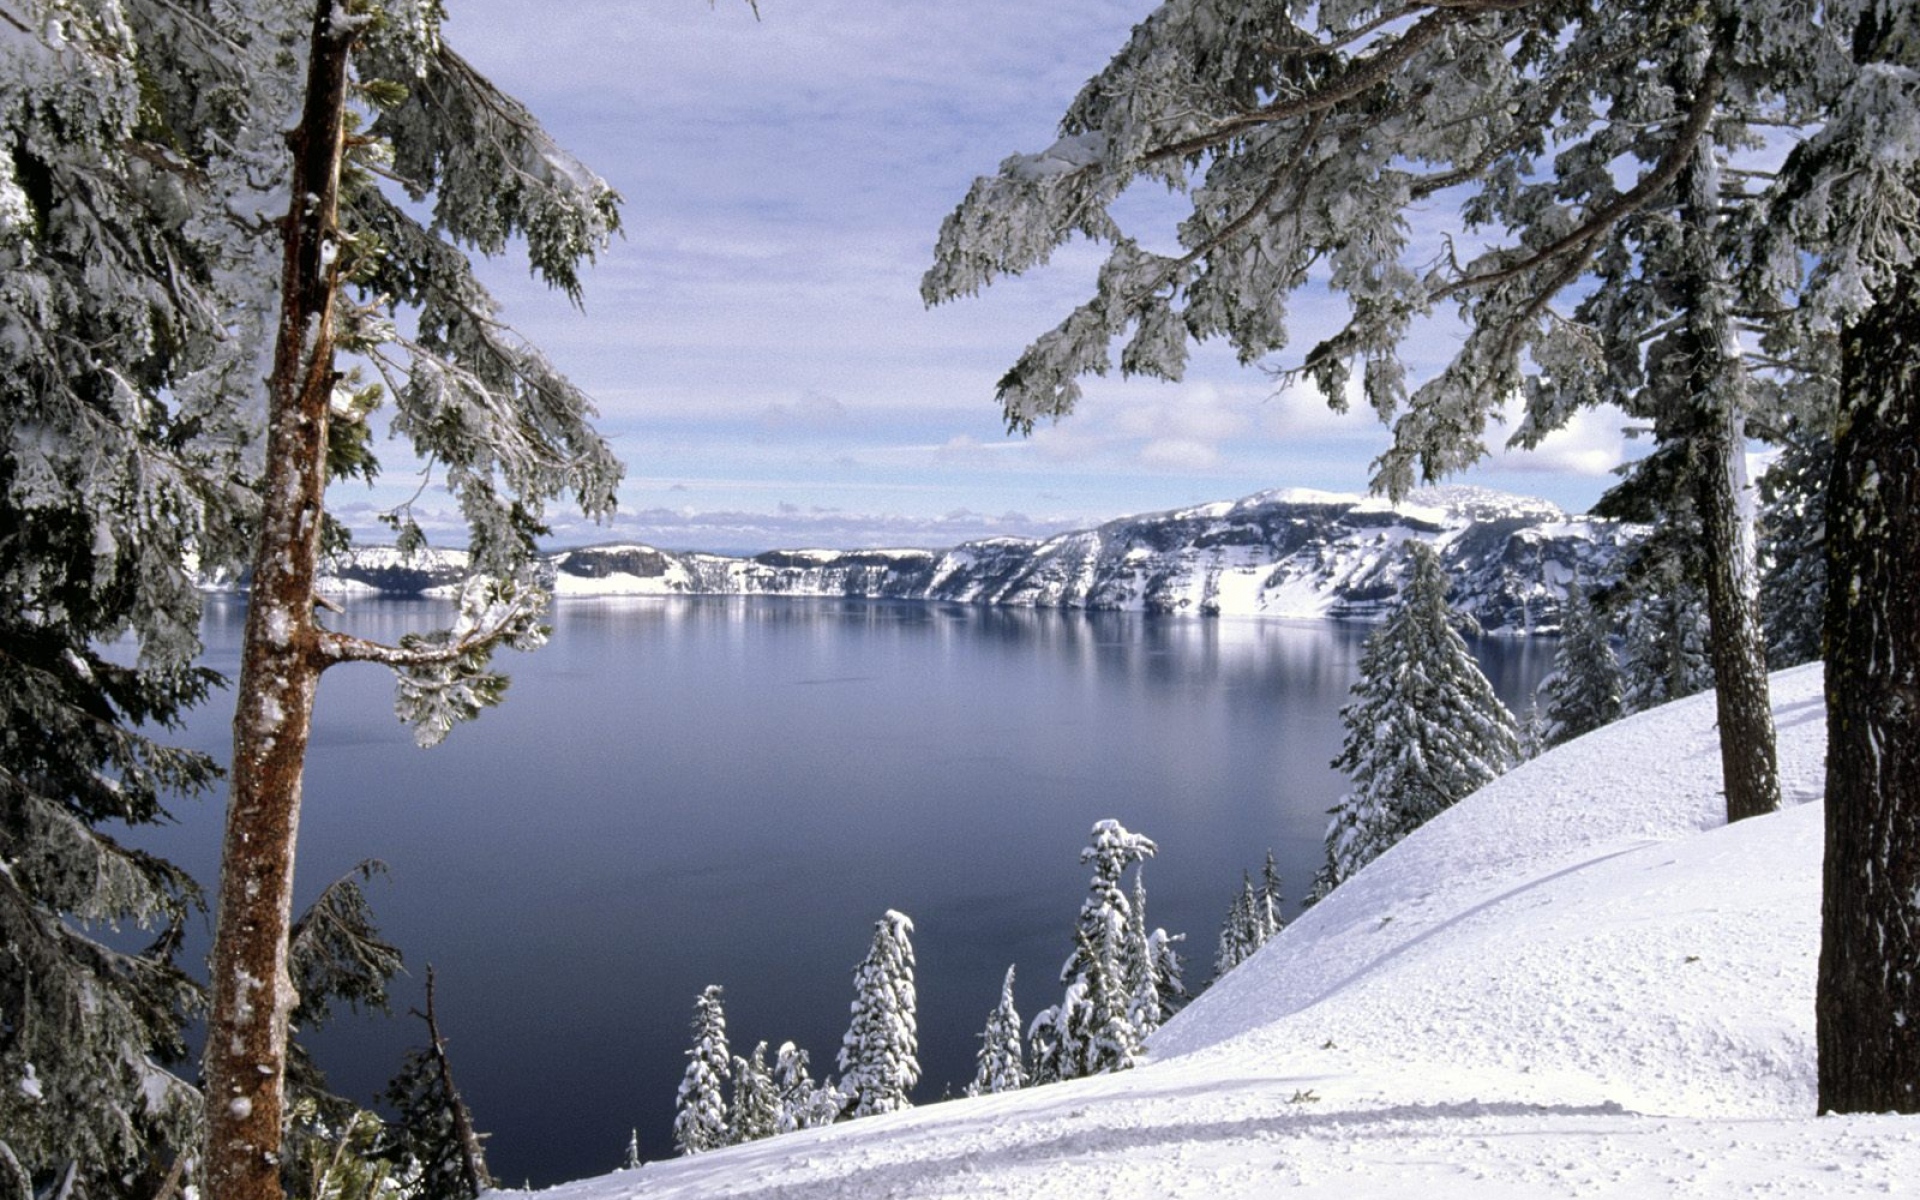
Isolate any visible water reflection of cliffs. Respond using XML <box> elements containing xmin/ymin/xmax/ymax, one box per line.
<box><xmin>312</xmin><ymin>486</ymin><xmax>1639</xmax><ymax>634</ymax></box>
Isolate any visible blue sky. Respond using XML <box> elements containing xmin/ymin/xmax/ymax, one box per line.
<box><xmin>342</xmin><ymin>0</ymin><xmax>1644</xmax><ymax>552</ymax></box>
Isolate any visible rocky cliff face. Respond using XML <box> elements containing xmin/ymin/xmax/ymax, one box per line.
<box><xmin>313</xmin><ymin>486</ymin><xmax>1640</xmax><ymax>634</ymax></box>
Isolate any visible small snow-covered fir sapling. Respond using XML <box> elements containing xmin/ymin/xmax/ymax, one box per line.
<box><xmin>728</xmin><ymin>1042</ymin><xmax>779</xmax><ymax>1145</ymax></box>
<box><xmin>1030</xmin><ymin>819</ymin><xmax>1163</xmax><ymax>1081</ymax></box>
<box><xmin>773</xmin><ymin>1042</ymin><xmax>843</xmax><ymax>1133</ymax></box>
<box><xmin>967</xmin><ymin>965</ymin><xmax>1027</xmax><ymax>1097</ymax></box>
<box><xmin>1212</xmin><ymin>851</ymin><xmax>1287</xmax><ymax>983</ymax></box>
<box><xmin>673</xmin><ymin>986</ymin><xmax>732</xmax><ymax>1155</ymax></box>
<box><xmin>1127</xmin><ymin>865</ymin><xmax>1187</xmax><ymax>1037</ymax></box>
<box><xmin>1213</xmin><ymin>873</ymin><xmax>1257</xmax><ymax>981</ymax></box>
<box><xmin>838</xmin><ymin>911</ymin><xmax>920</xmax><ymax>1118</ymax></box>
<box><xmin>1316</xmin><ymin>544</ymin><xmax>1520</xmax><ymax>897</ymax></box>
<box><xmin>1538</xmin><ymin>583</ymin><xmax>1625</xmax><ymax>747</ymax></box>
<box><xmin>1591</xmin><ymin>446</ymin><xmax>1716</xmax><ymax>717</ymax></box>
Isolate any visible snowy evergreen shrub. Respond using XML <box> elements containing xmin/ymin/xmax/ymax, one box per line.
<box><xmin>0</xmin><ymin>1</ymin><xmax>270</xmax><ymax>1192</ymax></box>
<box><xmin>838</xmin><ymin>911</ymin><xmax>920</xmax><ymax>1118</ymax></box>
<box><xmin>967</xmin><ymin>965</ymin><xmax>1027</xmax><ymax>1097</ymax></box>
<box><xmin>1213</xmin><ymin>873</ymin><xmax>1260</xmax><ymax>981</ymax></box>
<box><xmin>728</xmin><ymin>1042</ymin><xmax>779</xmax><ymax>1145</ymax></box>
<box><xmin>673</xmin><ymin>986</ymin><xmax>732</xmax><ymax>1155</ymax></box>
<box><xmin>773</xmin><ymin>1043</ymin><xmax>842</xmax><ymax>1133</ymax></box>
<box><xmin>1317</xmin><ymin>544</ymin><xmax>1520</xmax><ymax>896</ymax></box>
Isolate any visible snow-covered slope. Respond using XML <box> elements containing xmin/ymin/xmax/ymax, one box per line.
<box><xmin>529</xmin><ymin>664</ymin><xmax>1920</xmax><ymax>1198</ymax></box>
<box><xmin>317</xmin><ymin>486</ymin><xmax>1639</xmax><ymax>631</ymax></box>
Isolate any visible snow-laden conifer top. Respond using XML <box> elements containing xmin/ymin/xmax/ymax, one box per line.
<box><xmin>534</xmin><ymin>663</ymin><xmax>1920</xmax><ymax>1197</ymax></box>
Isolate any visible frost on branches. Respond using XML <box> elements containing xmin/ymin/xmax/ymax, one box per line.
<box><xmin>0</xmin><ymin>1</ymin><xmax>267</xmax><ymax>1193</ymax></box>
<box><xmin>924</xmin><ymin>0</ymin><xmax>1806</xmax><ymax>823</ymax></box>
<box><xmin>838</xmin><ymin>910</ymin><xmax>920</xmax><ymax>1119</ymax></box>
<box><xmin>1317</xmin><ymin>544</ymin><xmax>1519</xmax><ymax>896</ymax></box>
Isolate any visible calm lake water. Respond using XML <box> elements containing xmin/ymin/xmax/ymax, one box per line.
<box><xmin>136</xmin><ymin>595</ymin><xmax>1554</xmax><ymax>1186</ymax></box>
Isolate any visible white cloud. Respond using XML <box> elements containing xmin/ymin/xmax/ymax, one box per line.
<box><xmin>1487</xmin><ymin>403</ymin><xmax>1638</xmax><ymax>479</ymax></box>
<box><xmin>755</xmin><ymin>391</ymin><xmax>852</xmax><ymax>438</ymax></box>
<box><xmin>1139</xmin><ymin>438</ymin><xmax>1222</xmax><ymax>471</ymax></box>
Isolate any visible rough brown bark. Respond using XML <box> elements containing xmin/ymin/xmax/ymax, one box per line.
<box><xmin>1816</xmin><ymin>242</ymin><xmax>1920</xmax><ymax>1114</ymax></box>
<box><xmin>202</xmin><ymin>7</ymin><xmax>354</xmax><ymax>1200</ymax></box>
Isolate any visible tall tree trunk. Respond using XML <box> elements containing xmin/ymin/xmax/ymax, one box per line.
<box><xmin>1694</xmin><ymin>407</ymin><xmax>1781</xmax><ymax>823</ymax></box>
<box><xmin>1816</xmin><ymin>234</ymin><xmax>1920</xmax><ymax>1114</ymax></box>
<box><xmin>203</xmin><ymin>7</ymin><xmax>352</xmax><ymax>1200</ymax></box>
<box><xmin>1676</xmin><ymin>122</ymin><xmax>1780</xmax><ymax>825</ymax></box>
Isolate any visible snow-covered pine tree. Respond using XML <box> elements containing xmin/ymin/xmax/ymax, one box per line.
<box><xmin>1257</xmin><ymin>850</ymin><xmax>1285</xmax><ymax>943</ymax></box>
<box><xmin>622</xmin><ymin>1129</ymin><xmax>640</xmax><ymax>1170</ymax></box>
<box><xmin>1757</xmin><ymin>415</ymin><xmax>1830</xmax><ymax>669</ymax></box>
<box><xmin>1124</xmin><ymin>866</ymin><xmax>1183</xmax><ymax>1038</ymax></box>
<box><xmin>772</xmin><ymin>1042</ymin><xmax>841</xmax><ymax>1133</ymax></box>
<box><xmin>0</xmin><ymin>3</ymin><xmax>282</xmax><ymax>1193</ymax></box>
<box><xmin>727</xmin><ymin>1042</ymin><xmax>778</xmax><ymax>1146</ymax></box>
<box><xmin>198</xmin><ymin>5</ymin><xmax>626</xmax><ymax>1195</ymax></box>
<box><xmin>1024</xmin><ymin>979</ymin><xmax>1076</xmax><ymax>1087</ymax></box>
<box><xmin>1146</xmin><ymin>928</ymin><xmax>1189</xmax><ymax>1018</ymax></box>
<box><xmin>1049</xmin><ymin>820</ymin><xmax>1157</xmax><ymax>1076</ymax></box>
<box><xmin>1538</xmin><ymin>584</ymin><xmax>1625</xmax><ymax>746</ymax></box>
<box><xmin>837</xmin><ymin>911</ymin><xmax>919</xmax><ymax>1118</ymax></box>
<box><xmin>1591</xmin><ymin>445</ymin><xmax>1716</xmax><ymax>715</ymax></box>
<box><xmin>1212</xmin><ymin>856</ymin><xmax>1283</xmax><ymax>983</ymax></box>
<box><xmin>1317</xmin><ymin>544</ymin><xmax>1520</xmax><ymax>895</ymax></box>
<box><xmin>1212</xmin><ymin>873</ymin><xmax>1258</xmax><ymax>981</ymax></box>
<box><xmin>967</xmin><ymin>965</ymin><xmax>1026</xmax><ymax>1097</ymax></box>
<box><xmin>673</xmin><ymin>986</ymin><xmax>731</xmax><ymax>1156</ymax></box>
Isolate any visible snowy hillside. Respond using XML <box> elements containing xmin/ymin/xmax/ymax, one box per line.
<box><xmin>527</xmin><ymin>664</ymin><xmax>1920</xmax><ymax>1198</ymax></box>
<box><xmin>314</xmin><ymin>486</ymin><xmax>1640</xmax><ymax>632</ymax></box>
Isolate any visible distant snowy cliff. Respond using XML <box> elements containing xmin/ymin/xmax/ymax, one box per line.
<box><xmin>313</xmin><ymin>486</ymin><xmax>1640</xmax><ymax>634</ymax></box>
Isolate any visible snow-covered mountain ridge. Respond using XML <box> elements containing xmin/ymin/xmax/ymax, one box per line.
<box><xmin>528</xmin><ymin>665</ymin><xmax>1918</xmax><ymax>1199</ymax></box>
<box><xmin>318</xmin><ymin>486</ymin><xmax>1639</xmax><ymax>632</ymax></box>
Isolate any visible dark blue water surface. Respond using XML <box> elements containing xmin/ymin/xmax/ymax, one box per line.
<box><xmin>135</xmin><ymin>595</ymin><xmax>1552</xmax><ymax>1186</ymax></box>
